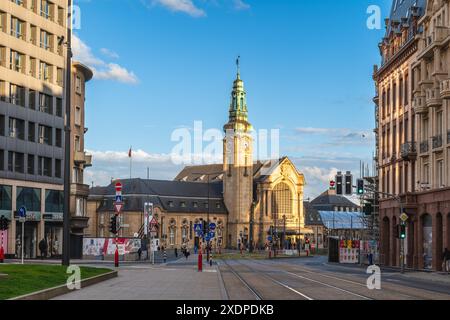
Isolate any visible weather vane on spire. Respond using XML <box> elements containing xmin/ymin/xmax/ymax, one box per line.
<box><xmin>236</xmin><ymin>55</ymin><xmax>241</xmax><ymax>76</ymax></box>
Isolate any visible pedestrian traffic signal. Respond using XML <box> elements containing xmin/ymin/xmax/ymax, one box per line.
<box><xmin>357</xmin><ymin>179</ymin><xmax>364</xmax><ymax>195</ymax></box>
<box><xmin>400</xmin><ymin>224</ymin><xmax>406</xmax><ymax>239</ymax></box>
<box><xmin>109</xmin><ymin>216</ymin><xmax>117</xmax><ymax>234</ymax></box>
<box><xmin>0</xmin><ymin>215</ymin><xmax>9</xmax><ymax>231</ymax></box>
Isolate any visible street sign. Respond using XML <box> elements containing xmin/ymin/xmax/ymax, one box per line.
<box><xmin>150</xmin><ymin>217</ymin><xmax>158</xmax><ymax>226</ymax></box>
<box><xmin>115</xmin><ymin>195</ymin><xmax>123</xmax><ymax>203</ymax></box>
<box><xmin>209</xmin><ymin>223</ymin><xmax>216</xmax><ymax>231</ymax></box>
<box><xmin>114</xmin><ymin>203</ymin><xmax>123</xmax><ymax>213</ymax></box>
<box><xmin>208</xmin><ymin>231</ymin><xmax>215</xmax><ymax>239</ymax></box>
<box><xmin>115</xmin><ymin>182</ymin><xmax>123</xmax><ymax>192</ymax></box>
<box><xmin>205</xmin><ymin>234</ymin><xmax>211</xmax><ymax>242</ymax></box>
<box><xmin>194</xmin><ymin>223</ymin><xmax>202</xmax><ymax>234</ymax></box>
<box><xmin>267</xmin><ymin>235</ymin><xmax>273</xmax><ymax>242</ymax></box>
<box><xmin>400</xmin><ymin>213</ymin><xmax>408</xmax><ymax>222</ymax></box>
<box><xmin>18</xmin><ymin>206</ymin><xmax>26</xmax><ymax>223</ymax></box>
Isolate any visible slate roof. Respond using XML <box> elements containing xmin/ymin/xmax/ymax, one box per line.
<box><xmin>174</xmin><ymin>158</ymin><xmax>288</xmax><ymax>183</ymax></box>
<box><xmin>303</xmin><ymin>202</ymin><xmax>324</xmax><ymax>226</ymax></box>
<box><xmin>310</xmin><ymin>190</ymin><xmax>359</xmax><ymax>211</ymax></box>
<box><xmin>90</xmin><ymin>178</ymin><xmax>227</xmax><ymax>214</ymax></box>
<box><xmin>385</xmin><ymin>0</ymin><xmax>426</xmax><ymax>40</ymax></box>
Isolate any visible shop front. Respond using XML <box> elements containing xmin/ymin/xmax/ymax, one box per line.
<box><xmin>15</xmin><ymin>218</ymin><xmax>39</xmax><ymax>259</ymax></box>
<box><xmin>44</xmin><ymin>216</ymin><xmax>63</xmax><ymax>258</ymax></box>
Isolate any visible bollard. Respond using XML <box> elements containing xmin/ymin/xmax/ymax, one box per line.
<box><xmin>198</xmin><ymin>251</ymin><xmax>203</xmax><ymax>272</ymax></box>
<box><xmin>0</xmin><ymin>246</ymin><xmax>4</xmax><ymax>263</ymax></box>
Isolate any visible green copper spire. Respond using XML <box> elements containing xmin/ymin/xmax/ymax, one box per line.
<box><xmin>224</xmin><ymin>57</ymin><xmax>252</xmax><ymax>133</ymax></box>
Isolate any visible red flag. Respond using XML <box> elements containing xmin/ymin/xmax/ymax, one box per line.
<box><xmin>128</xmin><ymin>147</ymin><xmax>132</xmax><ymax>158</ymax></box>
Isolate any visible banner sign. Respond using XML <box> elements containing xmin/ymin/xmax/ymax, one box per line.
<box><xmin>83</xmin><ymin>238</ymin><xmax>141</xmax><ymax>256</ymax></box>
<box><xmin>339</xmin><ymin>239</ymin><xmax>360</xmax><ymax>264</ymax></box>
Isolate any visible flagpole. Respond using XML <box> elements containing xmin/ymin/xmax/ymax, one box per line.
<box><xmin>129</xmin><ymin>146</ymin><xmax>132</xmax><ymax>179</ymax></box>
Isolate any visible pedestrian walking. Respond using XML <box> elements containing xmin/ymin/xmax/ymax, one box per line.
<box><xmin>175</xmin><ymin>247</ymin><xmax>178</xmax><ymax>258</ymax></box>
<box><xmin>442</xmin><ymin>248</ymin><xmax>450</xmax><ymax>272</ymax></box>
<box><xmin>137</xmin><ymin>247</ymin><xmax>142</xmax><ymax>261</ymax></box>
<box><xmin>163</xmin><ymin>249</ymin><xmax>167</xmax><ymax>263</ymax></box>
<box><xmin>38</xmin><ymin>238</ymin><xmax>47</xmax><ymax>259</ymax></box>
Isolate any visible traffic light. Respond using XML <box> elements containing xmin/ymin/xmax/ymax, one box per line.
<box><xmin>345</xmin><ymin>172</ymin><xmax>353</xmax><ymax>195</ymax></box>
<box><xmin>357</xmin><ymin>179</ymin><xmax>364</xmax><ymax>195</ymax></box>
<box><xmin>109</xmin><ymin>215</ymin><xmax>117</xmax><ymax>234</ymax></box>
<box><xmin>400</xmin><ymin>224</ymin><xmax>406</xmax><ymax>239</ymax></box>
<box><xmin>336</xmin><ymin>173</ymin><xmax>343</xmax><ymax>195</ymax></box>
<box><xmin>0</xmin><ymin>215</ymin><xmax>9</xmax><ymax>231</ymax></box>
<box><xmin>363</xmin><ymin>203</ymin><xmax>373</xmax><ymax>216</ymax></box>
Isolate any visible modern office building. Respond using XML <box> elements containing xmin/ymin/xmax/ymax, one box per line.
<box><xmin>0</xmin><ymin>0</ymin><xmax>69</xmax><ymax>258</ymax></box>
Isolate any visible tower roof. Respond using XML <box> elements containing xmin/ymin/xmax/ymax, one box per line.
<box><xmin>224</xmin><ymin>57</ymin><xmax>252</xmax><ymax>132</ymax></box>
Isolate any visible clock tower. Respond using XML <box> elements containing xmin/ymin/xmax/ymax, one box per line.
<box><xmin>223</xmin><ymin>58</ymin><xmax>253</xmax><ymax>249</ymax></box>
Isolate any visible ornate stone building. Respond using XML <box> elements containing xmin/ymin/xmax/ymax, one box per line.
<box><xmin>87</xmin><ymin>67</ymin><xmax>310</xmax><ymax>250</ymax></box>
<box><xmin>374</xmin><ymin>0</ymin><xmax>450</xmax><ymax>271</ymax></box>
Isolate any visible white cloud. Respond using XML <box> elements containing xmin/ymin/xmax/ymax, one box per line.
<box><xmin>233</xmin><ymin>0</ymin><xmax>250</xmax><ymax>10</ymax></box>
<box><xmin>72</xmin><ymin>35</ymin><xmax>138</xmax><ymax>84</ymax></box>
<box><xmin>146</xmin><ymin>0</ymin><xmax>206</xmax><ymax>17</ymax></box>
<box><xmin>100</xmin><ymin>48</ymin><xmax>119</xmax><ymax>59</ymax></box>
<box><xmin>93</xmin><ymin>63</ymin><xmax>138</xmax><ymax>84</ymax></box>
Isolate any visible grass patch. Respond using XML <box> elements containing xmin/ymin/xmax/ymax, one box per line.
<box><xmin>0</xmin><ymin>264</ymin><xmax>111</xmax><ymax>300</ymax></box>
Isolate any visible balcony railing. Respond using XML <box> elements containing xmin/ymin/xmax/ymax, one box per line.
<box><xmin>425</xmin><ymin>88</ymin><xmax>442</xmax><ymax>107</ymax></box>
<box><xmin>420</xmin><ymin>140</ymin><xmax>429</xmax><ymax>154</ymax></box>
<box><xmin>74</xmin><ymin>151</ymin><xmax>93</xmax><ymax>168</ymax></box>
<box><xmin>440</xmin><ymin>79</ymin><xmax>450</xmax><ymax>99</ymax></box>
<box><xmin>432</xmin><ymin>134</ymin><xmax>443</xmax><ymax>149</ymax></box>
<box><xmin>401</xmin><ymin>142</ymin><xmax>417</xmax><ymax>161</ymax></box>
<box><xmin>413</xmin><ymin>96</ymin><xmax>428</xmax><ymax>114</ymax></box>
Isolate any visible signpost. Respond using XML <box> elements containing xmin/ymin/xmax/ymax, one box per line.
<box><xmin>18</xmin><ymin>206</ymin><xmax>26</xmax><ymax>265</ymax></box>
<box><xmin>149</xmin><ymin>212</ymin><xmax>158</xmax><ymax>265</ymax></box>
<box><xmin>400</xmin><ymin>212</ymin><xmax>408</xmax><ymax>274</ymax></box>
<box><xmin>114</xmin><ymin>182</ymin><xmax>123</xmax><ymax>268</ymax></box>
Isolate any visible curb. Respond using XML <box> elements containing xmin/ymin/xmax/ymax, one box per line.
<box><xmin>9</xmin><ymin>270</ymin><xmax>118</xmax><ymax>300</ymax></box>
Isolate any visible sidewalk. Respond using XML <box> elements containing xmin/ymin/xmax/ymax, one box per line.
<box><xmin>54</xmin><ymin>255</ymin><xmax>226</xmax><ymax>300</ymax></box>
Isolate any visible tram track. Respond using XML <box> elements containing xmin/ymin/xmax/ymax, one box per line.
<box><xmin>248</xmin><ymin>259</ymin><xmax>450</xmax><ymax>300</ymax></box>
<box><xmin>219</xmin><ymin>259</ymin><xmax>313</xmax><ymax>300</ymax></box>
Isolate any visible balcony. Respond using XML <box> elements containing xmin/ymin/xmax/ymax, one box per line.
<box><xmin>418</xmin><ymin>26</ymin><xmax>450</xmax><ymax>58</ymax></box>
<box><xmin>432</xmin><ymin>134</ymin><xmax>443</xmax><ymax>149</ymax></box>
<box><xmin>440</xmin><ymin>79</ymin><xmax>450</xmax><ymax>99</ymax></box>
<box><xmin>420</xmin><ymin>140</ymin><xmax>429</xmax><ymax>154</ymax></box>
<box><xmin>401</xmin><ymin>142</ymin><xmax>417</xmax><ymax>161</ymax></box>
<box><xmin>70</xmin><ymin>183</ymin><xmax>89</xmax><ymax>197</ymax></box>
<box><xmin>425</xmin><ymin>88</ymin><xmax>442</xmax><ymax>107</ymax></box>
<box><xmin>412</xmin><ymin>96</ymin><xmax>428</xmax><ymax>114</ymax></box>
<box><xmin>74</xmin><ymin>151</ymin><xmax>93</xmax><ymax>168</ymax></box>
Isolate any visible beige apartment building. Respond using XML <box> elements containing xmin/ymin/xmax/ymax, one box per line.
<box><xmin>374</xmin><ymin>0</ymin><xmax>450</xmax><ymax>271</ymax></box>
<box><xmin>69</xmin><ymin>61</ymin><xmax>92</xmax><ymax>258</ymax></box>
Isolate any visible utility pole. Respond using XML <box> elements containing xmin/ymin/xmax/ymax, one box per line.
<box><xmin>62</xmin><ymin>0</ymin><xmax>73</xmax><ymax>267</ymax></box>
<box><xmin>249</xmin><ymin>202</ymin><xmax>255</xmax><ymax>253</ymax></box>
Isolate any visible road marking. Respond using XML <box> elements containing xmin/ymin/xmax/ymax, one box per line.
<box><xmin>234</xmin><ymin>260</ymin><xmax>314</xmax><ymax>301</ymax></box>
<box><xmin>267</xmin><ymin>276</ymin><xmax>314</xmax><ymax>300</ymax></box>
<box><xmin>285</xmin><ymin>271</ymin><xmax>372</xmax><ymax>300</ymax></box>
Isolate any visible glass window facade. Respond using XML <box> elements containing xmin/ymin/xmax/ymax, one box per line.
<box><xmin>0</xmin><ymin>185</ymin><xmax>12</xmax><ymax>210</ymax></box>
<box><xmin>45</xmin><ymin>190</ymin><xmax>63</xmax><ymax>213</ymax></box>
<box><xmin>16</xmin><ymin>187</ymin><xmax>41</xmax><ymax>212</ymax></box>
<box><xmin>271</xmin><ymin>182</ymin><xmax>293</xmax><ymax>220</ymax></box>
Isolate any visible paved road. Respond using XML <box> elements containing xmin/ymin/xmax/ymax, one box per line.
<box><xmin>54</xmin><ymin>255</ymin><xmax>450</xmax><ymax>300</ymax></box>
<box><xmin>218</xmin><ymin>257</ymin><xmax>450</xmax><ymax>300</ymax></box>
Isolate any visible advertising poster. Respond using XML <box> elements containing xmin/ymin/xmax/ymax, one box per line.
<box><xmin>83</xmin><ymin>238</ymin><xmax>141</xmax><ymax>256</ymax></box>
<box><xmin>339</xmin><ymin>239</ymin><xmax>360</xmax><ymax>264</ymax></box>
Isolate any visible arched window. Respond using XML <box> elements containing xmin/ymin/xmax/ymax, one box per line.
<box><xmin>271</xmin><ymin>182</ymin><xmax>293</xmax><ymax>220</ymax></box>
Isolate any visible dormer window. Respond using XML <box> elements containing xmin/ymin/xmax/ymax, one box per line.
<box><xmin>168</xmin><ymin>201</ymin><xmax>174</xmax><ymax>208</ymax></box>
<box><xmin>180</xmin><ymin>201</ymin><xmax>186</xmax><ymax>208</ymax></box>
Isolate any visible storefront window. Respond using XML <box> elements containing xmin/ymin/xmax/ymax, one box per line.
<box><xmin>45</xmin><ymin>190</ymin><xmax>63</xmax><ymax>213</ymax></box>
<box><xmin>0</xmin><ymin>185</ymin><xmax>12</xmax><ymax>210</ymax></box>
<box><xmin>16</xmin><ymin>187</ymin><xmax>41</xmax><ymax>212</ymax></box>
<box><xmin>45</xmin><ymin>223</ymin><xmax>63</xmax><ymax>257</ymax></box>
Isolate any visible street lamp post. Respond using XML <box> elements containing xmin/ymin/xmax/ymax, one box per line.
<box><xmin>62</xmin><ymin>0</ymin><xmax>73</xmax><ymax>267</ymax></box>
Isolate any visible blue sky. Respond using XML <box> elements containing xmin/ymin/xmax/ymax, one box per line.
<box><xmin>74</xmin><ymin>0</ymin><xmax>392</xmax><ymax>198</ymax></box>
